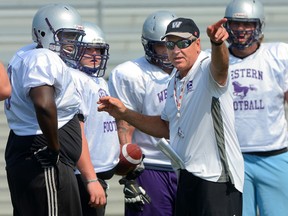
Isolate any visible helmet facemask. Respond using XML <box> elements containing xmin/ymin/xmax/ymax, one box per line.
<box><xmin>224</xmin><ymin>0</ymin><xmax>265</xmax><ymax>50</ymax></box>
<box><xmin>225</xmin><ymin>19</ymin><xmax>262</xmax><ymax>49</ymax></box>
<box><xmin>51</xmin><ymin>28</ymin><xmax>85</xmax><ymax>67</ymax></box>
<box><xmin>76</xmin><ymin>42</ymin><xmax>109</xmax><ymax>77</ymax></box>
<box><xmin>142</xmin><ymin>38</ymin><xmax>173</xmax><ymax>71</ymax></box>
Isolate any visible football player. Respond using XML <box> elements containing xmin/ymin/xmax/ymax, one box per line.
<box><xmin>70</xmin><ymin>21</ymin><xmax>120</xmax><ymax>216</ymax></box>
<box><xmin>4</xmin><ymin>4</ymin><xmax>103</xmax><ymax>215</ymax></box>
<box><xmin>108</xmin><ymin>10</ymin><xmax>178</xmax><ymax>216</ymax></box>
<box><xmin>225</xmin><ymin>0</ymin><xmax>288</xmax><ymax>215</ymax></box>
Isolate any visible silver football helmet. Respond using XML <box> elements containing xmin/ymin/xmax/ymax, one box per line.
<box><xmin>224</xmin><ymin>0</ymin><xmax>265</xmax><ymax>49</ymax></box>
<box><xmin>32</xmin><ymin>3</ymin><xmax>85</xmax><ymax>66</ymax></box>
<box><xmin>141</xmin><ymin>10</ymin><xmax>177</xmax><ymax>70</ymax></box>
<box><xmin>76</xmin><ymin>21</ymin><xmax>109</xmax><ymax>77</ymax></box>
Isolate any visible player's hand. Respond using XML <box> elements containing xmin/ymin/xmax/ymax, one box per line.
<box><xmin>34</xmin><ymin>146</ymin><xmax>59</xmax><ymax>168</ymax></box>
<box><xmin>86</xmin><ymin>179</ymin><xmax>107</xmax><ymax>208</ymax></box>
<box><xmin>119</xmin><ymin>177</ymin><xmax>151</xmax><ymax>212</ymax></box>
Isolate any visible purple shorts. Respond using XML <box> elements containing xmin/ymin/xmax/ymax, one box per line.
<box><xmin>125</xmin><ymin>169</ymin><xmax>177</xmax><ymax>216</ymax></box>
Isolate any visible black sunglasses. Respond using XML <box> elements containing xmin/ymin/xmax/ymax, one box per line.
<box><xmin>165</xmin><ymin>38</ymin><xmax>197</xmax><ymax>50</ymax></box>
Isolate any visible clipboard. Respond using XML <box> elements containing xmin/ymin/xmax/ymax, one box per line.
<box><xmin>155</xmin><ymin>138</ymin><xmax>185</xmax><ymax>169</ymax></box>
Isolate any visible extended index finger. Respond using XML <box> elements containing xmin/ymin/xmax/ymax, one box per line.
<box><xmin>214</xmin><ymin>18</ymin><xmax>228</xmax><ymax>28</ymax></box>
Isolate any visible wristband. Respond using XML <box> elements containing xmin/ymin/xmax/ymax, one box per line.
<box><xmin>210</xmin><ymin>39</ymin><xmax>223</xmax><ymax>46</ymax></box>
<box><xmin>86</xmin><ymin>178</ymin><xmax>98</xmax><ymax>184</ymax></box>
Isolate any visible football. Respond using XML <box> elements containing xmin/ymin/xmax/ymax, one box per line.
<box><xmin>115</xmin><ymin>143</ymin><xmax>143</xmax><ymax>176</ymax></box>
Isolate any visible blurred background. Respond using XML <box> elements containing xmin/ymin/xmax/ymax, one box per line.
<box><xmin>1</xmin><ymin>0</ymin><xmax>288</xmax><ymax>215</ymax></box>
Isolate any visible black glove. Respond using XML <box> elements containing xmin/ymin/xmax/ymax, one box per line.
<box><xmin>119</xmin><ymin>164</ymin><xmax>151</xmax><ymax>212</ymax></box>
<box><xmin>34</xmin><ymin>146</ymin><xmax>59</xmax><ymax>168</ymax></box>
<box><xmin>119</xmin><ymin>178</ymin><xmax>151</xmax><ymax>212</ymax></box>
<box><xmin>125</xmin><ymin>165</ymin><xmax>144</xmax><ymax>180</ymax></box>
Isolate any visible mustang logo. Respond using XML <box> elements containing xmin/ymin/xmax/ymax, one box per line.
<box><xmin>232</xmin><ymin>81</ymin><xmax>257</xmax><ymax>99</ymax></box>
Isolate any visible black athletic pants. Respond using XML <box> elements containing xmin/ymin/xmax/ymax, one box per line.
<box><xmin>5</xmin><ymin>116</ymin><xmax>83</xmax><ymax>216</ymax></box>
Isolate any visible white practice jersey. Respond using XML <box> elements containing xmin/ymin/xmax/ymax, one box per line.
<box><xmin>5</xmin><ymin>44</ymin><xmax>81</xmax><ymax>135</ymax></box>
<box><xmin>71</xmin><ymin>69</ymin><xmax>120</xmax><ymax>174</ymax></box>
<box><xmin>162</xmin><ymin>51</ymin><xmax>244</xmax><ymax>192</ymax></box>
<box><xmin>109</xmin><ymin>56</ymin><xmax>173</xmax><ymax>169</ymax></box>
<box><xmin>229</xmin><ymin>42</ymin><xmax>288</xmax><ymax>152</ymax></box>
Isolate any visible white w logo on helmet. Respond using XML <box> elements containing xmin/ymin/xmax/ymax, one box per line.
<box><xmin>172</xmin><ymin>21</ymin><xmax>182</xmax><ymax>29</ymax></box>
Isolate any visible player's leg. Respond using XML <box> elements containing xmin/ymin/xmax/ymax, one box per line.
<box><xmin>6</xmin><ymin>151</ymin><xmax>80</xmax><ymax>216</ymax></box>
<box><xmin>6</xmin><ymin>157</ymin><xmax>49</xmax><ymax>216</ymax></box>
<box><xmin>5</xmin><ymin>131</ymin><xmax>58</xmax><ymax>216</ymax></box>
<box><xmin>242</xmin><ymin>154</ymin><xmax>258</xmax><ymax>216</ymax></box>
<box><xmin>57</xmin><ymin>161</ymin><xmax>82</xmax><ymax>216</ymax></box>
<box><xmin>256</xmin><ymin>152</ymin><xmax>288</xmax><ymax>216</ymax></box>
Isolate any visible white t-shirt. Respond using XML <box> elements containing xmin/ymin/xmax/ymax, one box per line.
<box><xmin>109</xmin><ymin>56</ymin><xmax>174</xmax><ymax>169</ymax></box>
<box><xmin>229</xmin><ymin>42</ymin><xmax>288</xmax><ymax>153</ymax></box>
<box><xmin>5</xmin><ymin>44</ymin><xmax>81</xmax><ymax>135</ymax></box>
<box><xmin>71</xmin><ymin>69</ymin><xmax>120</xmax><ymax>173</ymax></box>
<box><xmin>162</xmin><ymin>51</ymin><xmax>244</xmax><ymax>192</ymax></box>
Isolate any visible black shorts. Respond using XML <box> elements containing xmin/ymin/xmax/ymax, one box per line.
<box><xmin>175</xmin><ymin>169</ymin><xmax>242</xmax><ymax>216</ymax></box>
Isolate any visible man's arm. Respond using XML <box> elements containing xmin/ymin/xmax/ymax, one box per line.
<box><xmin>206</xmin><ymin>18</ymin><xmax>229</xmax><ymax>86</ymax></box>
<box><xmin>30</xmin><ymin>85</ymin><xmax>60</xmax><ymax>152</ymax></box>
<box><xmin>285</xmin><ymin>91</ymin><xmax>288</xmax><ymax>104</ymax></box>
<box><xmin>117</xmin><ymin>120</ymin><xmax>135</xmax><ymax>145</ymax></box>
<box><xmin>97</xmin><ymin>96</ymin><xmax>169</xmax><ymax>139</ymax></box>
<box><xmin>76</xmin><ymin>121</ymin><xmax>106</xmax><ymax>207</ymax></box>
<box><xmin>30</xmin><ymin>85</ymin><xmax>60</xmax><ymax>168</ymax></box>
<box><xmin>0</xmin><ymin>62</ymin><xmax>11</xmax><ymax>101</ymax></box>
